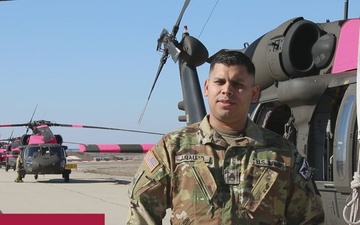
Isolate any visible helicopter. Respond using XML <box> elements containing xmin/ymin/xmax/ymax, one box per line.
<box><xmin>0</xmin><ymin>141</ymin><xmax>8</xmax><ymax>168</ymax></box>
<box><xmin>141</xmin><ymin>0</ymin><xmax>359</xmax><ymax>224</ymax></box>
<box><xmin>1</xmin><ymin>137</ymin><xmax>22</xmax><ymax>171</ymax></box>
<box><xmin>0</xmin><ymin>131</ymin><xmax>19</xmax><ymax>170</ymax></box>
<box><xmin>0</xmin><ymin>120</ymin><xmax>164</xmax><ymax>182</ymax></box>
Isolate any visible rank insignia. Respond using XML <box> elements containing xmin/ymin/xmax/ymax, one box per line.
<box><xmin>224</xmin><ymin>169</ymin><xmax>240</xmax><ymax>184</ymax></box>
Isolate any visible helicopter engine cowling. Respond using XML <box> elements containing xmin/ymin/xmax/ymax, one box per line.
<box><xmin>180</xmin><ymin>34</ymin><xmax>209</xmax><ymax>67</ymax></box>
<box><xmin>20</xmin><ymin>134</ymin><xmax>30</xmax><ymax>146</ymax></box>
<box><xmin>55</xmin><ymin>134</ymin><xmax>63</xmax><ymax>145</ymax></box>
<box><xmin>243</xmin><ymin>17</ymin><xmax>347</xmax><ymax>90</ymax></box>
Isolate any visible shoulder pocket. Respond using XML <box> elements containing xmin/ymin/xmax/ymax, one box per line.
<box><xmin>243</xmin><ymin>167</ymin><xmax>278</xmax><ymax>212</ymax></box>
<box><xmin>129</xmin><ymin>161</ymin><xmax>168</xmax><ymax>200</ymax></box>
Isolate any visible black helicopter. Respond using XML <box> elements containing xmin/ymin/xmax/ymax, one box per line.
<box><xmin>0</xmin><ymin>120</ymin><xmax>164</xmax><ymax>182</ymax></box>
<box><xmin>0</xmin><ymin>141</ymin><xmax>8</xmax><ymax>168</ymax></box>
<box><xmin>143</xmin><ymin>0</ymin><xmax>359</xmax><ymax>224</ymax></box>
<box><xmin>0</xmin><ymin>136</ymin><xmax>22</xmax><ymax>171</ymax></box>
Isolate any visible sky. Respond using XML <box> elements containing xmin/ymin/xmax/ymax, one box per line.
<box><xmin>0</xmin><ymin>0</ymin><xmax>359</xmax><ymax>148</ymax></box>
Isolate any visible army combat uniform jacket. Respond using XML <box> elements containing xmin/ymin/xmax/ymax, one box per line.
<box><xmin>126</xmin><ymin>116</ymin><xmax>324</xmax><ymax>225</ymax></box>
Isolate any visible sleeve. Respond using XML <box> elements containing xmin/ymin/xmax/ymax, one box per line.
<box><xmin>126</xmin><ymin>138</ymin><xmax>170</xmax><ymax>225</ymax></box>
<box><xmin>285</xmin><ymin>152</ymin><xmax>324</xmax><ymax>225</ymax></box>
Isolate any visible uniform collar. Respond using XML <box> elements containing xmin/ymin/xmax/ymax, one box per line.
<box><xmin>198</xmin><ymin>115</ymin><xmax>266</xmax><ymax>147</ymax></box>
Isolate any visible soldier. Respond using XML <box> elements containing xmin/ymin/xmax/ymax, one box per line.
<box><xmin>126</xmin><ymin>51</ymin><xmax>324</xmax><ymax>224</ymax></box>
<box><xmin>14</xmin><ymin>150</ymin><xmax>23</xmax><ymax>183</ymax></box>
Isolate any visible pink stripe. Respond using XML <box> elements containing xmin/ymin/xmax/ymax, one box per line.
<box><xmin>140</xmin><ymin>144</ymin><xmax>155</xmax><ymax>153</ymax></box>
<box><xmin>332</xmin><ymin>19</ymin><xmax>360</xmax><ymax>73</ymax></box>
<box><xmin>97</xmin><ymin>144</ymin><xmax>121</xmax><ymax>153</ymax></box>
<box><xmin>72</xmin><ymin>124</ymin><xmax>84</xmax><ymax>128</ymax></box>
<box><xmin>78</xmin><ymin>144</ymin><xmax>86</xmax><ymax>152</ymax></box>
<box><xmin>29</xmin><ymin>135</ymin><xmax>45</xmax><ymax>144</ymax></box>
<box><xmin>0</xmin><ymin>124</ymin><xmax>12</xmax><ymax>127</ymax></box>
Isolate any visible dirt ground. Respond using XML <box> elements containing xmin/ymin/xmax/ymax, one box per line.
<box><xmin>67</xmin><ymin>152</ymin><xmax>144</xmax><ymax>177</ymax></box>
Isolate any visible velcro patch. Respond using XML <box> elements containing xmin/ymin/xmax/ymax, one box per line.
<box><xmin>175</xmin><ymin>154</ymin><xmax>211</xmax><ymax>164</ymax></box>
<box><xmin>252</xmin><ymin>158</ymin><xmax>286</xmax><ymax>170</ymax></box>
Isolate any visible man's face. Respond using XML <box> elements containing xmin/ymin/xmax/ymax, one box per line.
<box><xmin>204</xmin><ymin>63</ymin><xmax>259</xmax><ymax>128</ymax></box>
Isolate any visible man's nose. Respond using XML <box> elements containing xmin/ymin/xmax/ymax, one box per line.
<box><xmin>221</xmin><ymin>83</ymin><xmax>233</xmax><ymax>95</ymax></box>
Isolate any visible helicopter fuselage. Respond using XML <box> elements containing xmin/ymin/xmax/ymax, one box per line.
<box><xmin>19</xmin><ymin>143</ymin><xmax>72</xmax><ymax>182</ymax></box>
<box><xmin>250</xmin><ymin>71</ymin><xmax>357</xmax><ymax>225</ymax></box>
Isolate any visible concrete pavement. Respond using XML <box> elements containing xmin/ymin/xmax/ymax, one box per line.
<box><xmin>0</xmin><ymin>164</ymin><xmax>171</xmax><ymax>225</ymax></box>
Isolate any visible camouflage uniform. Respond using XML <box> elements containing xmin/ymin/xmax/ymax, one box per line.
<box><xmin>15</xmin><ymin>153</ymin><xmax>23</xmax><ymax>182</ymax></box>
<box><xmin>126</xmin><ymin>116</ymin><xmax>324</xmax><ymax>225</ymax></box>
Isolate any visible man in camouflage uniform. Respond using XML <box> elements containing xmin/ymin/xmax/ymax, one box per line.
<box><xmin>14</xmin><ymin>150</ymin><xmax>23</xmax><ymax>183</ymax></box>
<box><xmin>126</xmin><ymin>51</ymin><xmax>324</xmax><ymax>224</ymax></box>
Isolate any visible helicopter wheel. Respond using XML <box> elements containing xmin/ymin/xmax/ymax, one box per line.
<box><xmin>34</xmin><ymin>174</ymin><xmax>38</xmax><ymax>180</ymax></box>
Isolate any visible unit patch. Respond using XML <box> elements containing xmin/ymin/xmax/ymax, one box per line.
<box><xmin>144</xmin><ymin>151</ymin><xmax>159</xmax><ymax>172</ymax></box>
<box><xmin>175</xmin><ymin>154</ymin><xmax>211</xmax><ymax>164</ymax></box>
<box><xmin>299</xmin><ymin>158</ymin><xmax>313</xmax><ymax>180</ymax></box>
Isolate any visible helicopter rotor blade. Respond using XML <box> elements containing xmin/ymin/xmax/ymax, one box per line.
<box><xmin>7</xmin><ymin>130</ymin><xmax>14</xmax><ymax>144</ymax></box>
<box><xmin>26</xmin><ymin>104</ymin><xmax>38</xmax><ymax>134</ymax></box>
<box><xmin>0</xmin><ymin>120</ymin><xmax>164</xmax><ymax>136</ymax></box>
<box><xmin>138</xmin><ymin>52</ymin><xmax>168</xmax><ymax>124</ymax></box>
<box><xmin>0</xmin><ymin>123</ymin><xmax>31</xmax><ymax>128</ymax></box>
<box><xmin>172</xmin><ymin>0</ymin><xmax>190</xmax><ymax>37</ymax></box>
<box><xmin>138</xmin><ymin>0</ymin><xmax>190</xmax><ymax>124</ymax></box>
<box><xmin>50</xmin><ymin>122</ymin><xmax>165</xmax><ymax>136</ymax></box>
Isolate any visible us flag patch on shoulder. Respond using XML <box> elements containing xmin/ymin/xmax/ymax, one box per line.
<box><xmin>144</xmin><ymin>151</ymin><xmax>159</xmax><ymax>172</ymax></box>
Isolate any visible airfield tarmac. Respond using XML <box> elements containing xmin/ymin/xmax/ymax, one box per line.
<box><xmin>0</xmin><ymin>153</ymin><xmax>171</xmax><ymax>225</ymax></box>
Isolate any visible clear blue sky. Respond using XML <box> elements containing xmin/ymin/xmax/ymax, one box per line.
<box><xmin>0</xmin><ymin>0</ymin><xmax>359</xmax><ymax>148</ymax></box>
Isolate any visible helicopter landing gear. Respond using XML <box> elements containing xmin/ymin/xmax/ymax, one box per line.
<box><xmin>63</xmin><ymin>169</ymin><xmax>71</xmax><ymax>183</ymax></box>
<box><xmin>5</xmin><ymin>164</ymin><xmax>9</xmax><ymax>171</ymax></box>
<box><xmin>34</xmin><ymin>174</ymin><xmax>38</xmax><ymax>180</ymax></box>
<box><xmin>63</xmin><ymin>173</ymin><xmax>70</xmax><ymax>183</ymax></box>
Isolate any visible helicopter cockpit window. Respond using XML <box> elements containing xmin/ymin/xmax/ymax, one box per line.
<box><xmin>335</xmin><ymin>94</ymin><xmax>355</xmax><ymax>179</ymax></box>
<box><xmin>24</xmin><ymin>145</ymin><xmax>66</xmax><ymax>158</ymax></box>
<box><xmin>24</xmin><ymin>146</ymin><xmax>40</xmax><ymax>158</ymax></box>
<box><xmin>49</xmin><ymin>146</ymin><xmax>65</xmax><ymax>157</ymax></box>
<box><xmin>38</xmin><ymin>126</ymin><xmax>55</xmax><ymax>141</ymax></box>
<box><xmin>11</xmin><ymin>140</ymin><xmax>20</xmax><ymax>149</ymax></box>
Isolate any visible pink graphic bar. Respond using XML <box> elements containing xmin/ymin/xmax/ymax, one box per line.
<box><xmin>332</xmin><ymin>19</ymin><xmax>360</xmax><ymax>73</ymax></box>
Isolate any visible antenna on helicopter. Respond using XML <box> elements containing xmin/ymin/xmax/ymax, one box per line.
<box><xmin>138</xmin><ymin>0</ymin><xmax>191</xmax><ymax>124</ymax></box>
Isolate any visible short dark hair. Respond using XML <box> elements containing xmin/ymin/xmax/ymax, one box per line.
<box><xmin>209</xmin><ymin>50</ymin><xmax>255</xmax><ymax>76</ymax></box>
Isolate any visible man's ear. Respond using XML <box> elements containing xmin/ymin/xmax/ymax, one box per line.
<box><xmin>203</xmin><ymin>79</ymin><xmax>209</xmax><ymax>97</ymax></box>
<box><xmin>251</xmin><ymin>84</ymin><xmax>260</xmax><ymax>103</ymax></box>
